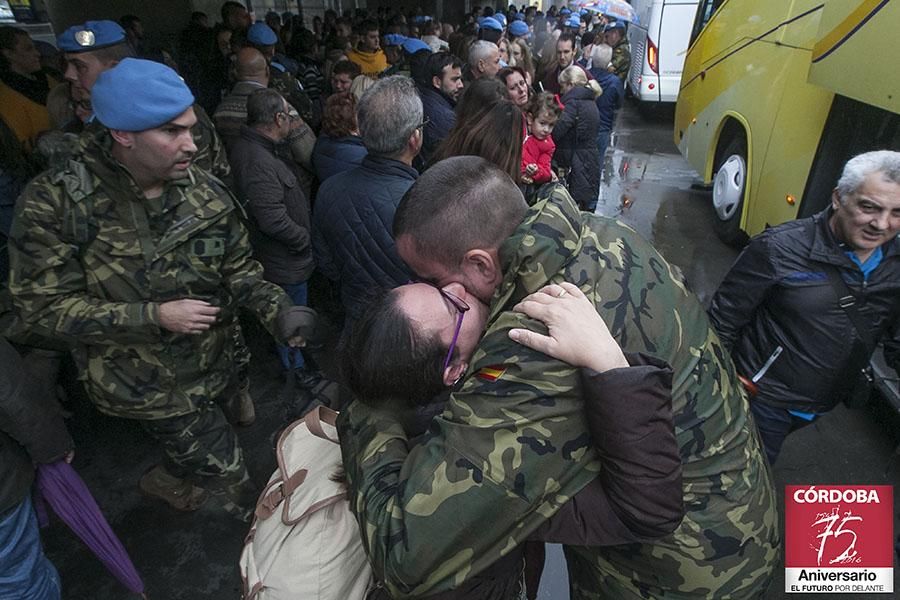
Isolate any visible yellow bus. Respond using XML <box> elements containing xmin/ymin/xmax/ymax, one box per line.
<box><xmin>674</xmin><ymin>0</ymin><xmax>899</xmax><ymax>245</ymax></box>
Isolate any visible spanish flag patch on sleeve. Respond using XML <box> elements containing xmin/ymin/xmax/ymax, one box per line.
<box><xmin>475</xmin><ymin>365</ymin><xmax>507</xmax><ymax>382</ymax></box>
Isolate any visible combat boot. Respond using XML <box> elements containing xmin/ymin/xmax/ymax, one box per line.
<box><xmin>139</xmin><ymin>465</ymin><xmax>209</xmax><ymax>511</ymax></box>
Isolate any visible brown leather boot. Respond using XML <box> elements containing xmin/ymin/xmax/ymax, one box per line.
<box><xmin>223</xmin><ymin>379</ymin><xmax>256</xmax><ymax>426</ymax></box>
<box><xmin>139</xmin><ymin>465</ymin><xmax>208</xmax><ymax>511</ymax></box>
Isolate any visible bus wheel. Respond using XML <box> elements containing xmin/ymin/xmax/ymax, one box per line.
<box><xmin>712</xmin><ymin>137</ymin><xmax>749</xmax><ymax>246</ymax></box>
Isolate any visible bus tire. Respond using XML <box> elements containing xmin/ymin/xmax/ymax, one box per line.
<box><xmin>712</xmin><ymin>136</ymin><xmax>749</xmax><ymax>246</ymax></box>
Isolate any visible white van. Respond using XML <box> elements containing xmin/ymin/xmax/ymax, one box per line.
<box><xmin>626</xmin><ymin>0</ymin><xmax>699</xmax><ymax>104</ymax></box>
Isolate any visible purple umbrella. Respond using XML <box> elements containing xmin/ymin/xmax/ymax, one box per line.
<box><xmin>35</xmin><ymin>461</ymin><xmax>146</xmax><ymax>597</ymax></box>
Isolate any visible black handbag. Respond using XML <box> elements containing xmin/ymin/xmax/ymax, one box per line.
<box><xmin>822</xmin><ymin>263</ymin><xmax>878</xmax><ymax>408</ymax></box>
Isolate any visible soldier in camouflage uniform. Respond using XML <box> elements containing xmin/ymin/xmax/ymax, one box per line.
<box><xmin>51</xmin><ymin>20</ymin><xmax>259</xmax><ymax>424</ymax></box>
<box><xmin>604</xmin><ymin>21</ymin><xmax>631</xmax><ymax>82</ymax></box>
<box><xmin>338</xmin><ymin>157</ymin><xmax>779</xmax><ymax>598</ymax></box>
<box><xmin>8</xmin><ymin>59</ymin><xmax>314</xmax><ymax>520</ymax></box>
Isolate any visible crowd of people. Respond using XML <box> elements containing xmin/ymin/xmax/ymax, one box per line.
<box><xmin>0</xmin><ymin>2</ymin><xmax>898</xmax><ymax>600</ymax></box>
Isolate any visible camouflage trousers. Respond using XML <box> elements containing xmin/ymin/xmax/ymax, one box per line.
<box><xmin>565</xmin><ymin>442</ymin><xmax>780</xmax><ymax>598</ymax></box>
<box><xmin>140</xmin><ymin>398</ymin><xmax>256</xmax><ymax>518</ymax></box>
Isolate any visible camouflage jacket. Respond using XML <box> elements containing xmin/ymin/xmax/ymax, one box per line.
<box><xmin>191</xmin><ymin>103</ymin><xmax>232</xmax><ymax>187</ymax></box>
<box><xmin>8</xmin><ymin>128</ymin><xmax>290</xmax><ymax>420</ymax></box>
<box><xmin>339</xmin><ymin>185</ymin><xmax>777</xmax><ymax>598</ymax></box>
<box><xmin>610</xmin><ymin>39</ymin><xmax>631</xmax><ymax>81</ymax></box>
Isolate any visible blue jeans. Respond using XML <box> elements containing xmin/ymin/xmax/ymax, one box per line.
<box><xmin>597</xmin><ymin>129</ymin><xmax>612</xmax><ymax>170</ymax></box>
<box><xmin>277</xmin><ymin>281</ymin><xmax>308</xmax><ymax>371</ymax></box>
<box><xmin>750</xmin><ymin>401</ymin><xmax>817</xmax><ymax>465</ymax></box>
<box><xmin>0</xmin><ymin>495</ymin><xmax>61</xmax><ymax>600</ymax></box>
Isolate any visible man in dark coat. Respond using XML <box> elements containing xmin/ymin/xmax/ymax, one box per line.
<box><xmin>229</xmin><ymin>89</ymin><xmax>314</xmax><ymax>383</ymax></box>
<box><xmin>709</xmin><ymin>150</ymin><xmax>900</xmax><ymax>464</ymax></box>
<box><xmin>0</xmin><ymin>338</ymin><xmax>72</xmax><ymax>599</ymax></box>
<box><xmin>312</xmin><ymin>76</ymin><xmax>422</xmax><ymax>338</ymax></box>
<box><xmin>415</xmin><ymin>52</ymin><xmax>464</xmax><ymax>165</ymax></box>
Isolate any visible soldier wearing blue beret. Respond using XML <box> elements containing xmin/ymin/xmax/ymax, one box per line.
<box><xmin>9</xmin><ymin>58</ymin><xmax>317</xmax><ymax>522</ymax></box>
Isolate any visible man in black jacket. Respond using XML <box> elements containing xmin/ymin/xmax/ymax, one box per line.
<box><xmin>0</xmin><ymin>338</ymin><xmax>73</xmax><ymax>599</ymax></box>
<box><xmin>229</xmin><ymin>89</ymin><xmax>315</xmax><ymax>394</ymax></box>
<box><xmin>416</xmin><ymin>52</ymin><xmax>464</xmax><ymax>165</ymax></box>
<box><xmin>312</xmin><ymin>76</ymin><xmax>421</xmax><ymax>340</ymax></box>
<box><xmin>709</xmin><ymin>150</ymin><xmax>900</xmax><ymax>464</ymax></box>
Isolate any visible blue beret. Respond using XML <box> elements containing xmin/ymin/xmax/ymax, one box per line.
<box><xmin>401</xmin><ymin>38</ymin><xmax>432</xmax><ymax>54</ymax></box>
<box><xmin>604</xmin><ymin>20</ymin><xmax>626</xmax><ymax>32</ymax></box>
<box><xmin>57</xmin><ymin>20</ymin><xmax>126</xmax><ymax>53</ymax></box>
<box><xmin>580</xmin><ymin>9</ymin><xmax>590</xmax><ymax>16</ymax></box>
<box><xmin>383</xmin><ymin>34</ymin><xmax>407</xmax><ymax>47</ymax></box>
<box><xmin>565</xmin><ymin>16</ymin><xmax>581</xmax><ymax>28</ymax></box>
<box><xmin>559</xmin><ymin>8</ymin><xmax>572</xmax><ymax>16</ymax></box>
<box><xmin>509</xmin><ymin>21</ymin><xmax>529</xmax><ymax>37</ymax></box>
<box><xmin>477</xmin><ymin>16</ymin><xmax>487</xmax><ymax>26</ymax></box>
<box><xmin>481</xmin><ymin>17</ymin><xmax>502</xmax><ymax>31</ymax></box>
<box><xmin>514</xmin><ymin>12</ymin><xmax>526</xmax><ymax>21</ymax></box>
<box><xmin>495</xmin><ymin>13</ymin><xmax>507</xmax><ymax>26</ymax></box>
<box><xmin>413</xmin><ymin>15</ymin><xmax>431</xmax><ymax>24</ymax></box>
<box><xmin>92</xmin><ymin>58</ymin><xmax>195</xmax><ymax>131</ymax></box>
<box><xmin>247</xmin><ymin>22</ymin><xmax>278</xmax><ymax>46</ymax></box>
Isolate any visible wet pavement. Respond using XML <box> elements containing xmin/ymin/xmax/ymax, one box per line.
<box><xmin>44</xmin><ymin>101</ymin><xmax>899</xmax><ymax>599</ymax></box>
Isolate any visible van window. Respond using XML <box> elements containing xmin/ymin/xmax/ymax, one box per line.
<box><xmin>690</xmin><ymin>0</ymin><xmax>727</xmax><ymax>47</ymax></box>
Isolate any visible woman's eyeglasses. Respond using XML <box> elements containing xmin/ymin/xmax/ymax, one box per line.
<box><xmin>436</xmin><ymin>288</ymin><xmax>469</xmax><ymax>371</ymax></box>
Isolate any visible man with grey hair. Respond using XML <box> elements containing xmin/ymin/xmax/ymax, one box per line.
<box><xmin>312</xmin><ymin>75</ymin><xmax>422</xmax><ymax>338</ymax></box>
<box><xmin>228</xmin><ymin>89</ymin><xmax>314</xmax><ymax>395</ymax></box>
<box><xmin>710</xmin><ymin>150</ymin><xmax>900</xmax><ymax>463</ymax></box>
<box><xmin>467</xmin><ymin>40</ymin><xmax>501</xmax><ymax>81</ymax></box>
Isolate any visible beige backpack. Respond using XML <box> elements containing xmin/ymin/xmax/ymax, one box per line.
<box><xmin>240</xmin><ymin>406</ymin><xmax>374</xmax><ymax>599</ymax></box>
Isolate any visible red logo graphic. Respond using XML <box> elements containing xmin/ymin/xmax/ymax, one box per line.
<box><xmin>785</xmin><ymin>485</ymin><xmax>894</xmax><ymax>594</ymax></box>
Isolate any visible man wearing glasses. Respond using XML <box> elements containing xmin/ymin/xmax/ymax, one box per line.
<box><xmin>339</xmin><ymin>157</ymin><xmax>779</xmax><ymax>599</ymax></box>
<box><xmin>312</xmin><ymin>76</ymin><xmax>423</xmax><ymax>344</ymax></box>
<box><xmin>228</xmin><ymin>89</ymin><xmax>316</xmax><ymax>402</ymax></box>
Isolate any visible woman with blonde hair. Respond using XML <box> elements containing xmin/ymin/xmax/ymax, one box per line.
<box><xmin>508</xmin><ymin>38</ymin><xmax>535</xmax><ymax>86</ymax></box>
<box><xmin>553</xmin><ymin>65</ymin><xmax>602</xmax><ymax>211</ymax></box>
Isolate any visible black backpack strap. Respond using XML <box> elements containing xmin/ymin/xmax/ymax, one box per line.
<box><xmin>821</xmin><ymin>263</ymin><xmax>877</xmax><ymax>355</ymax></box>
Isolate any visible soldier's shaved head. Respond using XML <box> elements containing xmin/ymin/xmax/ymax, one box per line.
<box><xmin>394</xmin><ymin>156</ymin><xmax>527</xmax><ymax>266</ymax></box>
<box><xmin>235</xmin><ymin>47</ymin><xmax>268</xmax><ymax>82</ymax></box>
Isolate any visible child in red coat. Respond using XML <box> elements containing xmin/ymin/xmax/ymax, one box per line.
<box><xmin>521</xmin><ymin>92</ymin><xmax>564</xmax><ymax>185</ymax></box>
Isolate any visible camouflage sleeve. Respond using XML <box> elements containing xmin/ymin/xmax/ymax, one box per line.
<box><xmin>218</xmin><ymin>211</ymin><xmax>291</xmax><ymax>335</ymax></box>
<box><xmin>339</xmin><ymin>309</ymin><xmax>600</xmax><ymax>598</ymax></box>
<box><xmin>707</xmin><ymin>234</ymin><xmax>777</xmax><ymax>352</ymax></box>
<box><xmin>611</xmin><ymin>46</ymin><xmax>631</xmax><ymax>79</ymax></box>
<box><xmin>338</xmin><ymin>401</ymin><xmax>535</xmax><ymax>599</ymax></box>
<box><xmin>192</xmin><ymin>104</ymin><xmax>233</xmax><ymax>188</ymax></box>
<box><xmin>8</xmin><ymin>180</ymin><xmax>164</xmax><ymax>345</ymax></box>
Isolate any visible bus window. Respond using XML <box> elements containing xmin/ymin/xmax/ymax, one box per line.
<box><xmin>690</xmin><ymin>0</ymin><xmax>726</xmax><ymax>47</ymax></box>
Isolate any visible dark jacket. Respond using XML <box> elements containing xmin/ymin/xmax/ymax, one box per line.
<box><xmin>553</xmin><ymin>85</ymin><xmax>601</xmax><ymax>209</ymax></box>
<box><xmin>312</xmin><ymin>155</ymin><xmax>417</xmax><ymax>320</ymax></box>
<box><xmin>591</xmin><ymin>69</ymin><xmax>624</xmax><ymax>132</ymax></box>
<box><xmin>418</xmin><ymin>84</ymin><xmax>456</xmax><ymax>164</ymax></box>
<box><xmin>709</xmin><ymin>207</ymin><xmax>900</xmax><ymax>413</ymax></box>
<box><xmin>311</xmin><ymin>134</ymin><xmax>367</xmax><ymax>183</ymax></box>
<box><xmin>368</xmin><ymin>352</ymin><xmax>682</xmax><ymax>600</ymax></box>
<box><xmin>229</xmin><ymin>126</ymin><xmax>314</xmax><ymax>286</ymax></box>
<box><xmin>0</xmin><ymin>338</ymin><xmax>73</xmax><ymax>513</ymax></box>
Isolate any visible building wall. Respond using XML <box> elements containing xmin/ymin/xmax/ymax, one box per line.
<box><xmin>43</xmin><ymin>0</ymin><xmax>192</xmax><ymax>37</ymax></box>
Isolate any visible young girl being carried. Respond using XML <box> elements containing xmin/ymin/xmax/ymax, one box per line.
<box><xmin>521</xmin><ymin>92</ymin><xmax>563</xmax><ymax>185</ymax></box>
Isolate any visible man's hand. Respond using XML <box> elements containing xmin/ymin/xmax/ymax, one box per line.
<box><xmin>276</xmin><ymin>306</ymin><xmax>318</xmax><ymax>347</ymax></box>
<box><xmin>158</xmin><ymin>299</ymin><xmax>221</xmax><ymax>334</ymax></box>
<box><xmin>508</xmin><ymin>282</ymin><xmax>629</xmax><ymax>373</ymax></box>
